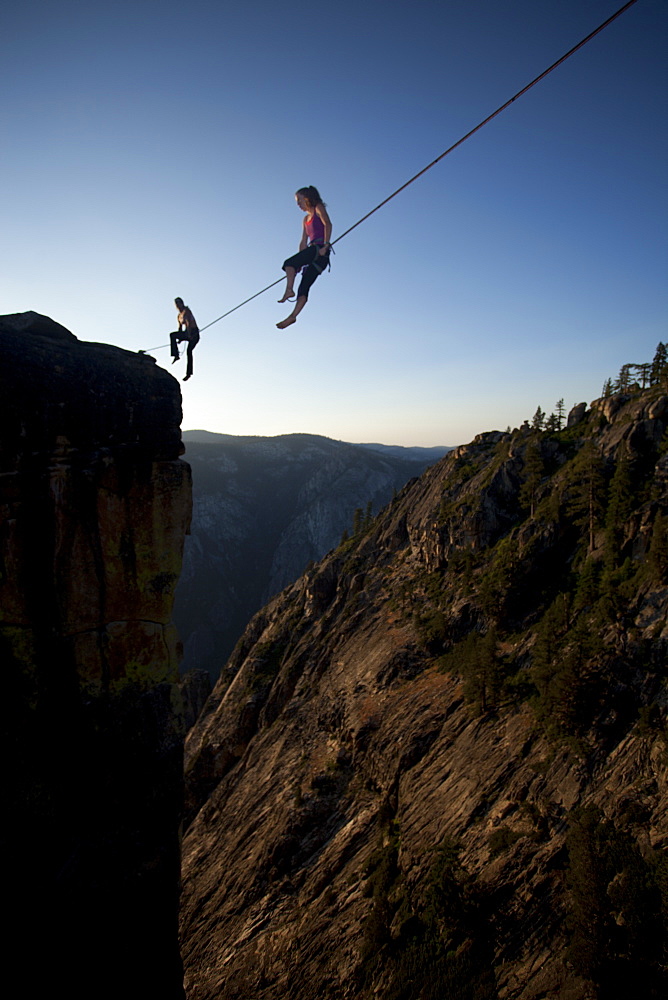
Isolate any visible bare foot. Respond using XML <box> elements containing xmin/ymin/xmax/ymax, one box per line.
<box><xmin>276</xmin><ymin>315</ymin><xmax>297</xmax><ymax>330</ymax></box>
<box><xmin>278</xmin><ymin>290</ymin><xmax>295</xmax><ymax>303</ymax></box>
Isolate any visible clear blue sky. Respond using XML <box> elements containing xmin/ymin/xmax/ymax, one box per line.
<box><xmin>2</xmin><ymin>0</ymin><xmax>666</xmax><ymax>446</ymax></box>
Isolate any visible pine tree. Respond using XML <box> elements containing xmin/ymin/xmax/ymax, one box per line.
<box><xmin>565</xmin><ymin>806</ymin><xmax>615</xmax><ymax>983</ymax></box>
<box><xmin>565</xmin><ymin>806</ymin><xmax>666</xmax><ymax>994</ymax></box>
<box><xmin>613</xmin><ymin>364</ymin><xmax>633</xmax><ymax>393</ymax></box>
<box><xmin>477</xmin><ymin>626</ymin><xmax>501</xmax><ymax>713</ymax></box>
<box><xmin>604</xmin><ymin>446</ymin><xmax>634</xmax><ymax>568</ymax></box>
<box><xmin>556</xmin><ymin>398</ymin><xmax>566</xmax><ymax>428</ymax></box>
<box><xmin>574</xmin><ymin>558</ymin><xmax>600</xmax><ymax>610</ymax></box>
<box><xmin>478</xmin><ymin>537</ymin><xmax>518</xmax><ymax>620</ymax></box>
<box><xmin>531</xmin><ymin>594</ymin><xmax>571</xmax><ymax>719</ymax></box>
<box><xmin>601</xmin><ymin>378</ymin><xmax>613</xmax><ymax>398</ymax></box>
<box><xmin>568</xmin><ymin>441</ymin><xmax>607</xmax><ymax>554</ymax></box>
<box><xmin>461</xmin><ymin>627</ymin><xmax>500</xmax><ymax>713</ymax></box>
<box><xmin>636</xmin><ymin>363</ymin><xmax>652</xmax><ymax>389</ymax></box>
<box><xmin>531</xmin><ymin>406</ymin><xmax>545</xmax><ymax>432</ymax></box>
<box><xmin>520</xmin><ymin>439</ymin><xmax>544</xmax><ymax>518</ymax></box>
<box><xmin>650</xmin><ymin>342</ymin><xmax>668</xmax><ymax>386</ymax></box>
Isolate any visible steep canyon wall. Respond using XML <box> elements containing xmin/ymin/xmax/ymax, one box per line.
<box><xmin>0</xmin><ymin>313</ymin><xmax>191</xmax><ymax>998</ymax></box>
<box><xmin>181</xmin><ymin>389</ymin><xmax>668</xmax><ymax>1000</ymax></box>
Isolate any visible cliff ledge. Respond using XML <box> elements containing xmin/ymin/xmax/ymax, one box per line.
<box><xmin>1</xmin><ymin>312</ymin><xmax>191</xmax><ymax>999</ymax></box>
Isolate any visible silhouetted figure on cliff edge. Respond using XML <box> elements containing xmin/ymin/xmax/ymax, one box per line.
<box><xmin>170</xmin><ymin>297</ymin><xmax>199</xmax><ymax>381</ymax></box>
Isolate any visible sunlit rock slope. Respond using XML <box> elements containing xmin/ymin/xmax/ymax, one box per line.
<box><xmin>175</xmin><ymin>431</ymin><xmax>447</xmax><ymax>679</ymax></box>
<box><xmin>181</xmin><ymin>388</ymin><xmax>668</xmax><ymax>1000</ymax></box>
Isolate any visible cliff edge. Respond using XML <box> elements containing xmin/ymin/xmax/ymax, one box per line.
<box><xmin>0</xmin><ymin>313</ymin><xmax>192</xmax><ymax>998</ymax></box>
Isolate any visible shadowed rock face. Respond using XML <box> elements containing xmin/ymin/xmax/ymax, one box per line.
<box><xmin>181</xmin><ymin>390</ymin><xmax>668</xmax><ymax>1000</ymax></box>
<box><xmin>0</xmin><ymin>313</ymin><xmax>191</xmax><ymax>999</ymax></box>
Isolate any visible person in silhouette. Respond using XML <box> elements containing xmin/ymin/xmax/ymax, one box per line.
<box><xmin>170</xmin><ymin>297</ymin><xmax>199</xmax><ymax>381</ymax></box>
<box><xmin>277</xmin><ymin>186</ymin><xmax>332</xmax><ymax>329</ymax></box>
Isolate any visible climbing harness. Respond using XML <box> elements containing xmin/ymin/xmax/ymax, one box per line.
<box><xmin>310</xmin><ymin>244</ymin><xmax>333</xmax><ymax>276</ymax></box>
<box><xmin>138</xmin><ymin>0</ymin><xmax>639</xmax><ymax>355</ymax></box>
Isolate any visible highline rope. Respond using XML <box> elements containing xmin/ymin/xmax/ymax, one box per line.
<box><xmin>140</xmin><ymin>0</ymin><xmax>639</xmax><ymax>353</ymax></box>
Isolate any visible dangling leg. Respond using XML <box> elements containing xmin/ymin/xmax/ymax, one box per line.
<box><xmin>276</xmin><ymin>296</ymin><xmax>307</xmax><ymax>329</ymax></box>
<box><xmin>277</xmin><ymin>254</ymin><xmax>324</xmax><ymax>328</ymax></box>
<box><xmin>278</xmin><ymin>266</ymin><xmax>297</xmax><ymax>303</ymax></box>
<box><xmin>183</xmin><ymin>334</ymin><xmax>198</xmax><ymax>381</ymax></box>
<box><xmin>170</xmin><ymin>331</ymin><xmax>180</xmax><ymax>363</ymax></box>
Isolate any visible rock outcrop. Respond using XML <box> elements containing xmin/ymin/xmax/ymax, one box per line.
<box><xmin>181</xmin><ymin>389</ymin><xmax>668</xmax><ymax>999</ymax></box>
<box><xmin>0</xmin><ymin>313</ymin><xmax>191</xmax><ymax>998</ymax></box>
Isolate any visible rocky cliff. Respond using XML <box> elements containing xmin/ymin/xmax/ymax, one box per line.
<box><xmin>175</xmin><ymin>432</ymin><xmax>447</xmax><ymax>679</ymax></box>
<box><xmin>181</xmin><ymin>388</ymin><xmax>668</xmax><ymax>999</ymax></box>
<box><xmin>0</xmin><ymin>313</ymin><xmax>191</xmax><ymax>998</ymax></box>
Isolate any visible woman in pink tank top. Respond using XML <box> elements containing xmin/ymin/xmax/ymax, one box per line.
<box><xmin>277</xmin><ymin>186</ymin><xmax>332</xmax><ymax>329</ymax></box>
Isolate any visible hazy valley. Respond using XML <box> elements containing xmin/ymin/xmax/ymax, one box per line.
<box><xmin>174</xmin><ymin>431</ymin><xmax>449</xmax><ymax>679</ymax></box>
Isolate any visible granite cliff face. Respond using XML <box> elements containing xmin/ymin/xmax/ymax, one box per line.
<box><xmin>0</xmin><ymin>313</ymin><xmax>191</xmax><ymax>998</ymax></box>
<box><xmin>175</xmin><ymin>432</ymin><xmax>446</xmax><ymax>679</ymax></box>
<box><xmin>181</xmin><ymin>389</ymin><xmax>668</xmax><ymax>999</ymax></box>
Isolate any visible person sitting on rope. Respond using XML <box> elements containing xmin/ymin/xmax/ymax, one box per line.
<box><xmin>170</xmin><ymin>297</ymin><xmax>200</xmax><ymax>381</ymax></box>
<box><xmin>277</xmin><ymin>186</ymin><xmax>332</xmax><ymax>329</ymax></box>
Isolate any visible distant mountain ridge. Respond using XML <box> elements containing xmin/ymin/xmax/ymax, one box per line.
<box><xmin>357</xmin><ymin>441</ymin><xmax>451</xmax><ymax>463</ymax></box>
<box><xmin>183</xmin><ymin>429</ymin><xmax>450</xmax><ymax>465</ymax></box>
<box><xmin>175</xmin><ymin>431</ymin><xmax>451</xmax><ymax>678</ymax></box>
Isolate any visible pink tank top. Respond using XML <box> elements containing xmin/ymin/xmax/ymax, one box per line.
<box><xmin>305</xmin><ymin>212</ymin><xmax>325</xmax><ymax>244</ymax></box>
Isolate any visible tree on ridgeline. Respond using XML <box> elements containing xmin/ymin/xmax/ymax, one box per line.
<box><xmin>556</xmin><ymin>398</ymin><xmax>566</xmax><ymax>428</ymax></box>
<box><xmin>613</xmin><ymin>364</ymin><xmax>633</xmax><ymax>393</ymax></box>
<box><xmin>598</xmin><ymin>345</ymin><xmax>668</xmax><ymax>399</ymax></box>
<box><xmin>650</xmin><ymin>342</ymin><xmax>668</xmax><ymax>386</ymax></box>
<box><xmin>636</xmin><ymin>363</ymin><xmax>652</xmax><ymax>389</ymax></box>
<box><xmin>531</xmin><ymin>406</ymin><xmax>545</xmax><ymax>432</ymax></box>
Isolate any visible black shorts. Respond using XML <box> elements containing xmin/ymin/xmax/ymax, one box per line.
<box><xmin>170</xmin><ymin>328</ymin><xmax>199</xmax><ymax>357</ymax></box>
<box><xmin>176</xmin><ymin>329</ymin><xmax>199</xmax><ymax>347</ymax></box>
<box><xmin>283</xmin><ymin>244</ymin><xmax>330</xmax><ymax>300</ymax></box>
